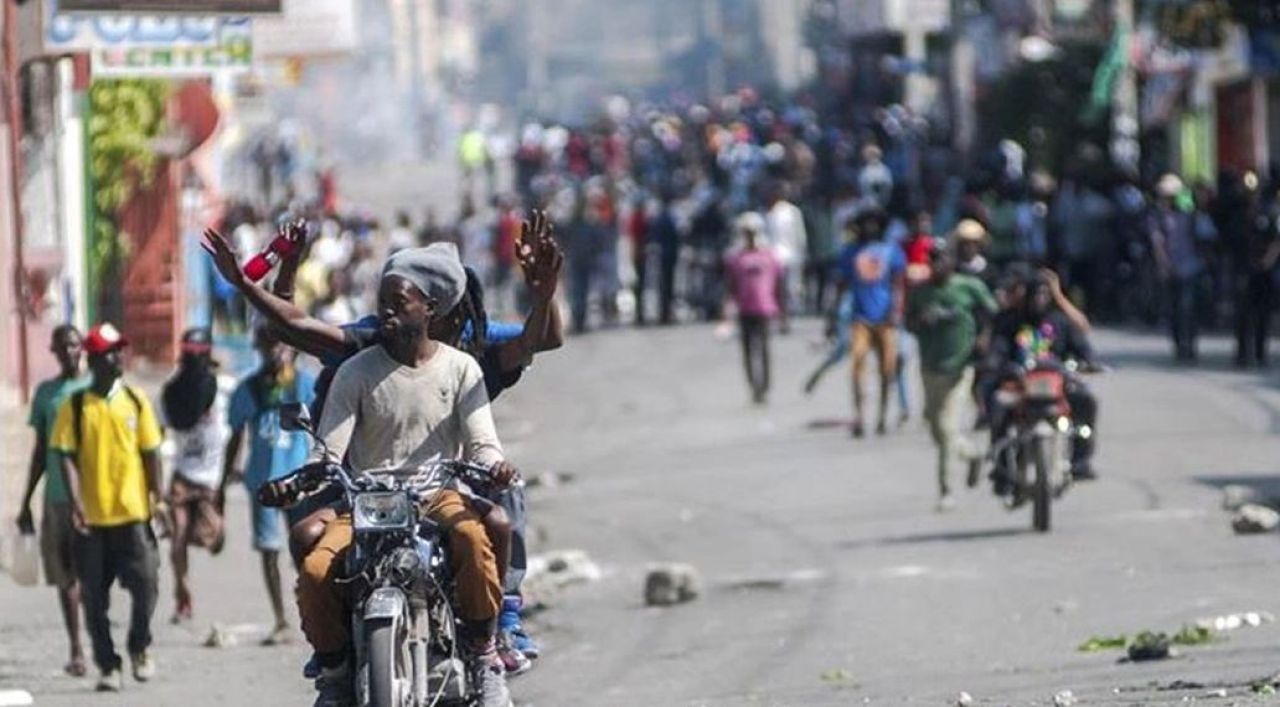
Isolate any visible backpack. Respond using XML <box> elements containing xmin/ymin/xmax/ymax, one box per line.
<box><xmin>70</xmin><ymin>386</ymin><xmax>145</xmax><ymax>449</ymax></box>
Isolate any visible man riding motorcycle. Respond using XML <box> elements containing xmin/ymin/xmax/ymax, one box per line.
<box><xmin>202</xmin><ymin>213</ymin><xmax>562</xmax><ymax>671</ymax></box>
<box><xmin>983</xmin><ymin>270</ymin><xmax>1100</xmax><ymax>488</ymax></box>
<box><xmin>296</xmin><ymin>247</ymin><xmax>519</xmax><ymax>707</ymax></box>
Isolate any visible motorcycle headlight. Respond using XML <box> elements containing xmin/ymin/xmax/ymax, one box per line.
<box><xmin>353</xmin><ymin>492</ymin><xmax>413</xmax><ymax>531</ymax></box>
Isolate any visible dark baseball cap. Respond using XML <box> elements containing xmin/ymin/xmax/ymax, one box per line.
<box><xmin>180</xmin><ymin>327</ymin><xmax>213</xmax><ymax>354</ymax></box>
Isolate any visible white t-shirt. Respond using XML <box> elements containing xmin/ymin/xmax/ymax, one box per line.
<box><xmin>315</xmin><ymin>344</ymin><xmax>504</xmax><ymax>496</ymax></box>
<box><xmin>767</xmin><ymin>200</ymin><xmax>808</xmax><ymax>268</ymax></box>
<box><xmin>166</xmin><ymin>389</ymin><xmax>229</xmax><ymax>489</ymax></box>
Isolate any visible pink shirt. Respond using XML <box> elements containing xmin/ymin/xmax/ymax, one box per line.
<box><xmin>726</xmin><ymin>247</ymin><xmax>783</xmax><ymax>318</ymax></box>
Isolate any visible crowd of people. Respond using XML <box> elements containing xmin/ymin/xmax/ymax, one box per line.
<box><xmin>16</xmin><ymin>206</ymin><xmax>566</xmax><ymax>706</ymax></box>
<box><xmin>12</xmin><ymin>85</ymin><xmax>1280</xmax><ymax>705</ymax></box>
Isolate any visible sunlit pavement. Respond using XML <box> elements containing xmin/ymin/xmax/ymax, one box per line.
<box><xmin>3</xmin><ymin>323</ymin><xmax>1280</xmax><ymax>705</ymax></box>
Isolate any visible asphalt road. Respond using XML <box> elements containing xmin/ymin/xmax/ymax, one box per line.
<box><xmin>3</xmin><ymin>323</ymin><xmax>1280</xmax><ymax>706</ymax></box>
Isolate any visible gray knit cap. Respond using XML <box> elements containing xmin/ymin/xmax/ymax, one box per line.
<box><xmin>381</xmin><ymin>242</ymin><xmax>466</xmax><ymax>311</ymax></box>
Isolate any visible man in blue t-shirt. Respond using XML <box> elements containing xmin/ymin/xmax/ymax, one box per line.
<box><xmin>223</xmin><ymin>325</ymin><xmax>315</xmax><ymax>646</ymax></box>
<box><xmin>833</xmin><ymin>208</ymin><xmax>906</xmax><ymax>437</ymax></box>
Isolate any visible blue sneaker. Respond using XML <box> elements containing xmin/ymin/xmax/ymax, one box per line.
<box><xmin>499</xmin><ymin>596</ymin><xmax>540</xmax><ymax>659</ymax></box>
<box><xmin>302</xmin><ymin>653</ymin><xmax>321</xmax><ymax>680</ymax></box>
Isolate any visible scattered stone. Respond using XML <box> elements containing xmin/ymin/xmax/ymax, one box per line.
<box><xmin>1222</xmin><ymin>485</ymin><xmax>1259</xmax><ymax>511</ymax></box>
<box><xmin>1053</xmin><ymin>689</ymin><xmax>1076</xmax><ymax>707</ymax></box>
<box><xmin>1195</xmin><ymin>611</ymin><xmax>1275</xmax><ymax>633</ymax></box>
<box><xmin>1054</xmin><ymin>600</ymin><xmax>1079</xmax><ymax>615</ymax></box>
<box><xmin>1203</xmin><ymin>689</ymin><xmax>1228</xmax><ymax>698</ymax></box>
<box><xmin>1127</xmin><ymin>631</ymin><xmax>1172</xmax><ymax>661</ymax></box>
<box><xmin>523</xmin><ymin>550</ymin><xmax>602</xmax><ymax>607</ymax></box>
<box><xmin>1231</xmin><ymin>504</ymin><xmax>1280</xmax><ymax>534</ymax></box>
<box><xmin>643</xmin><ymin>563</ymin><xmax>701</xmax><ymax>607</ymax></box>
<box><xmin>956</xmin><ymin>691</ymin><xmax>974</xmax><ymax>707</ymax></box>
<box><xmin>0</xmin><ymin>690</ymin><xmax>33</xmax><ymax>707</ymax></box>
<box><xmin>203</xmin><ymin>624</ymin><xmax>237</xmax><ymax>649</ymax></box>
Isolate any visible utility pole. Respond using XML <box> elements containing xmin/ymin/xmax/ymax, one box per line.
<box><xmin>950</xmin><ymin>0</ymin><xmax>976</xmax><ymax>164</ymax></box>
<box><xmin>3</xmin><ymin>0</ymin><xmax>30</xmax><ymax>402</ymax></box>
<box><xmin>1110</xmin><ymin>0</ymin><xmax>1139</xmax><ymax>174</ymax></box>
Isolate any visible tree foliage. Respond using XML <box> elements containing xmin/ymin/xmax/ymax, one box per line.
<box><xmin>86</xmin><ymin>79</ymin><xmax>168</xmax><ymax>318</ymax></box>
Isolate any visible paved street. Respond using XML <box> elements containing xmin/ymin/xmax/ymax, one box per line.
<box><xmin>3</xmin><ymin>324</ymin><xmax>1280</xmax><ymax>705</ymax></box>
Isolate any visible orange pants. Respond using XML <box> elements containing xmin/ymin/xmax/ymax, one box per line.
<box><xmin>297</xmin><ymin>490</ymin><xmax>502</xmax><ymax>654</ymax></box>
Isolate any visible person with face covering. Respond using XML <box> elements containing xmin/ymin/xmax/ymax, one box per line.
<box><xmin>296</xmin><ymin>246</ymin><xmax>520</xmax><ymax>707</ymax></box>
<box><xmin>160</xmin><ymin>328</ymin><xmax>228</xmax><ymax>625</ymax></box>
<box><xmin>49</xmin><ymin>323</ymin><xmax>166</xmax><ymax>692</ymax></box>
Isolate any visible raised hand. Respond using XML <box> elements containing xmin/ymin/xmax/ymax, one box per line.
<box><xmin>517</xmin><ymin>210</ymin><xmax>563</xmax><ymax>301</ymax></box>
<box><xmin>201</xmin><ymin>228</ymin><xmax>246</xmax><ymax>288</ymax></box>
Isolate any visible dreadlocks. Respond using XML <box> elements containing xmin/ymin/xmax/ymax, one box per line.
<box><xmin>457</xmin><ymin>266</ymin><xmax>489</xmax><ymax>359</ymax></box>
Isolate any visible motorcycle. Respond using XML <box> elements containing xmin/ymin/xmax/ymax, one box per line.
<box><xmin>983</xmin><ymin>359</ymin><xmax>1094</xmax><ymax>532</ymax></box>
<box><xmin>268</xmin><ymin>402</ymin><xmax>511</xmax><ymax>707</ymax></box>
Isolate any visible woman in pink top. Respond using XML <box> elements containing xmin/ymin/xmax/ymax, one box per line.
<box><xmin>724</xmin><ymin>213</ymin><xmax>784</xmax><ymax>404</ymax></box>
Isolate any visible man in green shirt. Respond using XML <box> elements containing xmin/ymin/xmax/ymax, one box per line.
<box><xmin>906</xmin><ymin>240</ymin><xmax>997</xmax><ymax>512</ymax></box>
<box><xmin>15</xmin><ymin>325</ymin><xmax>90</xmax><ymax>677</ymax></box>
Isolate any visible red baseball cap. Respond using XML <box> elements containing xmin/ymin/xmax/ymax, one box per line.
<box><xmin>84</xmin><ymin>323</ymin><xmax>129</xmax><ymax>355</ymax></box>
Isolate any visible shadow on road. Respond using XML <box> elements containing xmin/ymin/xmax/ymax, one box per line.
<box><xmin>1192</xmin><ymin>473</ymin><xmax>1280</xmax><ymax>506</ymax></box>
<box><xmin>839</xmin><ymin>526</ymin><xmax>1032</xmax><ymax>549</ymax></box>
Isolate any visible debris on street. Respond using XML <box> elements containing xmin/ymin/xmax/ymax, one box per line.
<box><xmin>643</xmin><ymin>563</ymin><xmax>701</xmax><ymax>607</ymax></box>
<box><xmin>1194</xmin><ymin>611</ymin><xmax>1275</xmax><ymax>633</ymax></box>
<box><xmin>1078</xmin><ymin>634</ymin><xmax>1127</xmax><ymax>652</ymax></box>
<box><xmin>1231</xmin><ymin>504</ymin><xmax>1280</xmax><ymax>534</ymax></box>
<box><xmin>1126</xmin><ymin>631</ymin><xmax>1173</xmax><ymax>661</ymax></box>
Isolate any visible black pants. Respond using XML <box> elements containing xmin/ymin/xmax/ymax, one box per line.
<box><xmin>633</xmin><ymin>255</ymin><xmax>648</xmax><ymax>325</ymax></box>
<box><xmin>1167</xmin><ymin>276</ymin><xmax>1200</xmax><ymax>360</ymax></box>
<box><xmin>739</xmin><ymin>315</ymin><xmax>771</xmax><ymax>400</ymax></box>
<box><xmin>75</xmin><ymin>522</ymin><xmax>159</xmax><ymax>672</ymax></box>
<box><xmin>1235</xmin><ymin>272</ymin><xmax>1274</xmax><ymax>367</ymax></box>
<box><xmin>658</xmin><ymin>256</ymin><xmax>678</xmax><ymax>325</ymax></box>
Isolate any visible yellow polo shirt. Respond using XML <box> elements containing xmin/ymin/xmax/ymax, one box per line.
<box><xmin>49</xmin><ymin>382</ymin><xmax>163</xmax><ymax>527</ymax></box>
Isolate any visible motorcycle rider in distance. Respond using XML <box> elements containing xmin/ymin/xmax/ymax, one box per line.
<box><xmin>983</xmin><ymin>269</ymin><xmax>1100</xmax><ymax>489</ymax></box>
<box><xmin>297</xmin><ymin>246</ymin><xmax>518</xmax><ymax>707</ymax></box>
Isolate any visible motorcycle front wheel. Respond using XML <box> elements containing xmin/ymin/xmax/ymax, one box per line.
<box><xmin>1031</xmin><ymin>436</ymin><xmax>1052</xmax><ymax>533</ymax></box>
<box><xmin>366</xmin><ymin>616</ymin><xmax>407</xmax><ymax>707</ymax></box>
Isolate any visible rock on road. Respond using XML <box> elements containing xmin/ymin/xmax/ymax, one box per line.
<box><xmin>2</xmin><ymin>324</ymin><xmax>1280</xmax><ymax>706</ymax></box>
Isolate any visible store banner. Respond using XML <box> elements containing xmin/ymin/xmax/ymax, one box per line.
<box><xmin>44</xmin><ymin>0</ymin><xmax>242</xmax><ymax>51</ymax></box>
<box><xmin>58</xmin><ymin>1</ymin><xmax>279</xmax><ymax>14</ymax></box>
<box><xmin>90</xmin><ymin>22</ymin><xmax>252</xmax><ymax>76</ymax></box>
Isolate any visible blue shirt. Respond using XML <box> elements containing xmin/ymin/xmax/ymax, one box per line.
<box><xmin>228</xmin><ymin>369</ymin><xmax>316</xmax><ymax>490</ymax></box>
<box><xmin>837</xmin><ymin>241</ymin><xmax>905</xmax><ymax>323</ymax></box>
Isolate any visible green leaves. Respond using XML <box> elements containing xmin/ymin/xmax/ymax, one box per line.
<box><xmin>86</xmin><ymin>79</ymin><xmax>169</xmax><ymax>305</ymax></box>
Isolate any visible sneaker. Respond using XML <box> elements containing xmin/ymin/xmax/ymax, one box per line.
<box><xmin>96</xmin><ymin>668</ymin><xmax>123</xmax><ymax>692</ymax></box>
<box><xmin>936</xmin><ymin>494</ymin><xmax>957</xmax><ymax>513</ymax></box>
<box><xmin>130</xmin><ymin>651</ymin><xmax>155</xmax><ymax>682</ymax></box>
<box><xmin>496</xmin><ymin>632</ymin><xmax>532</xmax><ymax>677</ymax></box>
<box><xmin>472</xmin><ymin>657</ymin><xmax>513</xmax><ymax>707</ymax></box>
<box><xmin>498</xmin><ymin>596</ymin><xmax>540</xmax><ymax>659</ymax></box>
<box><xmin>302</xmin><ymin>653</ymin><xmax>321</xmax><ymax>680</ymax></box>
<box><xmin>313</xmin><ymin>664</ymin><xmax>354</xmax><ymax>707</ymax></box>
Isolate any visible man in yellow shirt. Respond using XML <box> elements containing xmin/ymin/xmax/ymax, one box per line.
<box><xmin>51</xmin><ymin>323</ymin><xmax>165</xmax><ymax>693</ymax></box>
